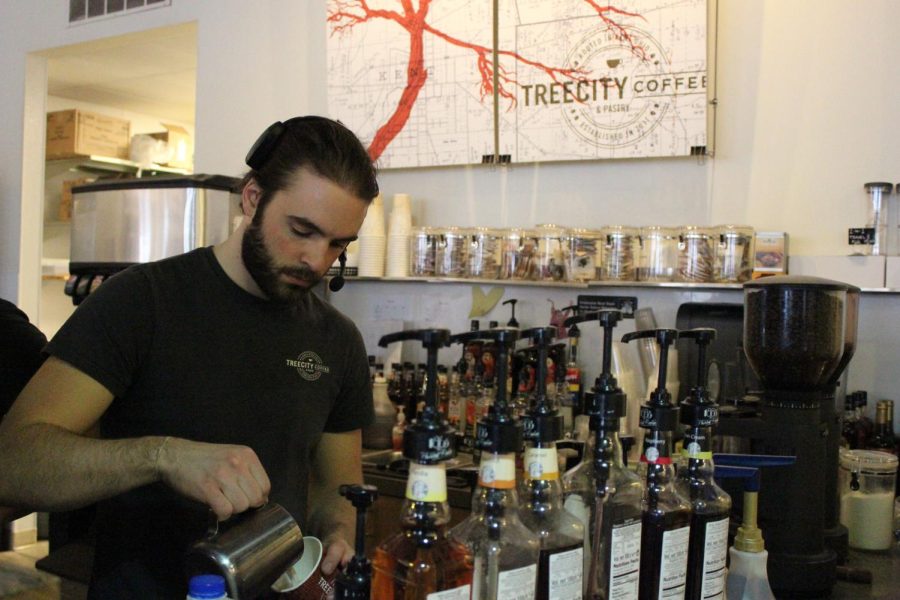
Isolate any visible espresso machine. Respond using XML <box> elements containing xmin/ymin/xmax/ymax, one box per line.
<box><xmin>722</xmin><ymin>275</ymin><xmax>859</xmax><ymax>598</ymax></box>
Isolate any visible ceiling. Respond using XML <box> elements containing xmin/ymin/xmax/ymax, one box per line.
<box><xmin>45</xmin><ymin>22</ymin><xmax>197</xmax><ymax>125</ymax></box>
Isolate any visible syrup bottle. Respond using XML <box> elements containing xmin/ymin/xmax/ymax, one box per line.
<box><xmin>373</xmin><ymin>329</ymin><xmax>474</xmax><ymax>599</ymax></box>
<box><xmin>622</xmin><ymin>328</ymin><xmax>691</xmax><ymax>600</ymax></box>
<box><xmin>519</xmin><ymin>326</ymin><xmax>585</xmax><ymax>600</ymax></box>
<box><xmin>676</xmin><ymin>329</ymin><xmax>730</xmax><ymax>600</ymax></box>
<box><xmin>562</xmin><ymin>310</ymin><xmax>643</xmax><ymax>600</ymax></box>
<box><xmin>449</xmin><ymin>327</ymin><xmax>540</xmax><ymax>600</ymax></box>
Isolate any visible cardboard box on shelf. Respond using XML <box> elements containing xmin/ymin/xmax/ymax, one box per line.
<box><xmin>46</xmin><ymin>109</ymin><xmax>131</xmax><ymax>160</ymax></box>
<box><xmin>752</xmin><ymin>231</ymin><xmax>789</xmax><ymax>278</ymax></box>
<box><xmin>149</xmin><ymin>123</ymin><xmax>192</xmax><ymax>169</ymax></box>
<box><xmin>59</xmin><ymin>177</ymin><xmax>95</xmax><ymax>221</ymax></box>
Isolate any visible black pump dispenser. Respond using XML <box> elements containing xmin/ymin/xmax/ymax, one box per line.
<box><xmin>520</xmin><ymin>327</ymin><xmax>564</xmax><ymax>445</ymax></box>
<box><xmin>334</xmin><ymin>484</ymin><xmax>378</xmax><ymax>599</ymax></box>
<box><xmin>378</xmin><ymin>329</ymin><xmax>455</xmax><ymax>463</ymax></box>
<box><xmin>449</xmin><ymin>328</ymin><xmax>522</xmax><ymax>454</ymax></box>
<box><xmin>502</xmin><ymin>298</ymin><xmax>519</xmax><ymax>328</ymax></box>
<box><xmin>622</xmin><ymin>328</ymin><xmax>691</xmax><ymax>600</ymax></box>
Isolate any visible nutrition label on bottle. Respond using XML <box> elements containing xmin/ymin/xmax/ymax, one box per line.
<box><xmin>548</xmin><ymin>547</ymin><xmax>583</xmax><ymax>599</ymax></box>
<box><xmin>658</xmin><ymin>526</ymin><xmax>690</xmax><ymax>600</ymax></box>
<box><xmin>427</xmin><ymin>584</ymin><xmax>471</xmax><ymax>600</ymax></box>
<box><xmin>700</xmin><ymin>518</ymin><xmax>729</xmax><ymax>599</ymax></box>
<box><xmin>497</xmin><ymin>564</ymin><xmax>538</xmax><ymax>600</ymax></box>
<box><xmin>609</xmin><ymin>520</ymin><xmax>641</xmax><ymax>600</ymax></box>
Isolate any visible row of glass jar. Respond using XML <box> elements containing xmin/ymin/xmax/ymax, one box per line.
<box><xmin>408</xmin><ymin>224</ymin><xmax>755</xmax><ymax>283</ymax></box>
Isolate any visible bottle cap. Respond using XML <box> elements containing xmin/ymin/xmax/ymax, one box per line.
<box><xmin>188</xmin><ymin>574</ymin><xmax>226</xmax><ymax>599</ymax></box>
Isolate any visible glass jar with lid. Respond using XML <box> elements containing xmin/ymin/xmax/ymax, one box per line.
<box><xmin>638</xmin><ymin>226</ymin><xmax>678</xmax><ymax>282</ymax></box>
<box><xmin>677</xmin><ymin>226</ymin><xmax>715</xmax><ymax>283</ymax></box>
<box><xmin>500</xmin><ymin>228</ymin><xmax>540</xmax><ymax>280</ymax></box>
<box><xmin>534</xmin><ymin>224</ymin><xmax>568</xmax><ymax>281</ymax></box>
<box><xmin>467</xmin><ymin>227</ymin><xmax>503</xmax><ymax>279</ymax></box>
<box><xmin>714</xmin><ymin>225</ymin><xmax>754</xmax><ymax>283</ymax></box>
<box><xmin>600</xmin><ymin>226</ymin><xmax>639</xmax><ymax>281</ymax></box>
<box><xmin>566</xmin><ymin>228</ymin><xmax>603</xmax><ymax>282</ymax></box>
<box><xmin>409</xmin><ymin>226</ymin><xmax>438</xmax><ymax>276</ymax></box>
<box><xmin>838</xmin><ymin>449</ymin><xmax>898</xmax><ymax>551</ymax></box>
<box><xmin>435</xmin><ymin>226</ymin><xmax>471</xmax><ymax>278</ymax></box>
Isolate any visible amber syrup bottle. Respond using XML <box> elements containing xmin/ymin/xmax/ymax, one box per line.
<box><xmin>676</xmin><ymin>329</ymin><xmax>730</xmax><ymax>600</ymax></box>
<box><xmin>449</xmin><ymin>327</ymin><xmax>540</xmax><ymax>600</ymax></box>
<box><xmin>372</xmin><ymin>329</ymin><xmax>474</xmax><ymax>599</ymax></box>
<box><xmin>519</xmin><ymin>327</ymin><xmax>585</xmax><ymax>600</ymax></box>
<box><xmin>622</xmin><ymin>329</ymin><xmax>692</xmax><ymax>600</ymax></box>
<box><xmin>562</xmin><ymin>310</ymin><xmax>643</xmax><ymax>600</ymax></box>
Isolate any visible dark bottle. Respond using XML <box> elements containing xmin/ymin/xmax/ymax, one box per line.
<box><xmin>449</xmin><ymin>327</ymin><xmax>540</xmax><ymax>600</ymax></box>
<box><xmin>401</xmin><ymin>361</ymin><xmax>417</xmax><ymax>421</ymax></box>
<box><xmin>562</xmin><ymin>310</ymin><xmax>643</xmax><ymax>600</ymax></box>
<box><xmin>841</xmin><ymin>392</ymin><xmax>861</xmax><ymax>449</ymax></box>
<box><xmin>869</xmin><ymin>399</ymin><xmax>897</xmax><ymax>454</ymax></box>
<box><xmin>676</xmin><ymin>329</ymin><xmax>730</xmax><ymax>600</ymax></box>
<box><xmin>622</xmin><ymin>329</ymin><xmax>691</xmax><ymax>600</ymax></box>
<box><xmin>519</xmin><ymin>327</ymin><xmax>585</xmax><ymax>600</ymax></box>
<box><xmin>388</xmin><ymin>362</ymin><xmax>403</xmax><ymax>407</ymax></box>
<box><xmin>373</xmin><ymin>329</ymin><xmax>474</xmax><ymax>599</ymax></box>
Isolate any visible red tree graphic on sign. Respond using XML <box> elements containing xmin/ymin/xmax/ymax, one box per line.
<box><xmin>328</xmin><ymin>0</ymin><xmax>646</xmax><ymax>161</ymax></box>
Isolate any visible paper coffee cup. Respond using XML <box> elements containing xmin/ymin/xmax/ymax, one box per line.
<box><xmin>271</xmin><ymin>536</ymin><xmax>335</xmax><ymax>600</ymax></box>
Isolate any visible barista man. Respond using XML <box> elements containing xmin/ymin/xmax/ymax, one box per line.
<box><xmin>0</xmin><ymin>116</ymin><xmax>378</xmax><ymax>597</ymax></box>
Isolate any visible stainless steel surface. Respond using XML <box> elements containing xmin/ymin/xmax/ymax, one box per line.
<box><xmin>184</xmin><ymin>503</ymin><xmax>303</xmax><ymax>600</ymax></box>
<box><xmin>70</xmin><ymin>180</ymin><xmax>240</xmax><ymax>264</ymax></box>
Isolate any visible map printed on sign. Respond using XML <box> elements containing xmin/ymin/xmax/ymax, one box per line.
<box><xmin>326</xmin><ymin>0</ymin><xmax>707</xmax><ymax>168</ymax></box>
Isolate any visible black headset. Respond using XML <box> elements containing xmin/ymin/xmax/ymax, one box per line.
<box><xmin>246</xmin><ymin>117</ymin><xmax>348</xmax><ymax>293</ymax></box>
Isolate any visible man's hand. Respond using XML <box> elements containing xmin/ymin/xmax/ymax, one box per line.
<box><xmin>319</xmin><ymin>533</ymin><xmax>354</xmax><ymax>576</ymax></box>
<box><xmin>156</xmin><ymin>437</ymin><xmax>271</xmax><ymax>520</ymax></box>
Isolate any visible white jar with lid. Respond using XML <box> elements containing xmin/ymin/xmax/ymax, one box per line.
<box><xmin>409</xmin><ymin>226</ymin><xmax>437</xmax><ymax>276</ymax></box>
<box><xmin>500</xmin><ymin>228</ymin><xmax>539</xmax><ymax>280</ymax></box>
<box><xmin>838</xmin><ymin>449</ymin><xmax>898</xmax><ymax>551</ymax></box>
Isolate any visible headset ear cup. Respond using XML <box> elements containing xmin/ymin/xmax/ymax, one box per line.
<box><xmin>245</xmin><ymin>121</ymin><xmax>286</xmax><ymax>170</ymax></box>
<box><xmin>328</xmin><ymin>251</ymin><xmax>347</xmax><ymax>292</ymax></box>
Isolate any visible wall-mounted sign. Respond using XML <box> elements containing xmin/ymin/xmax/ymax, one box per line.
<box><xmin>327</xmin><ymin>0</ymin><xmax>707</xmax><ymax>168</ymax></box>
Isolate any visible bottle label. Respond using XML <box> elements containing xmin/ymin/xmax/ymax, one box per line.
<box><xmin>478</xmin><ymin>453</ymin><xmax>516</xmax><ymax>489</ymax></box>
<box><xmin>547</xmin><ymin>546</ymin><xmax>583</xmax><ymax>599</ymax></box>
<box><xmin>640</xmin><ymin>431</ymin><xmax>673</xmax><ymax>465</ymax></box>
<box><xmin>657</xmin><ymin>526</ymin><xmax>690</xmax><ymax>600</ymax></box>
<box><xmin>405</xmin><ymin>462</ymin><xmax>447</xmax><ymax>502</ymax></box>
<box><xmin>681</xmin><ymin>429</ymin><xmax>712</xmax><ymax>460</ymax></box>
<box><xmin>609</xmin><ymin>519</ymin><xmax>641</xmax><ymax>600</ymax></box>
<box><xmin>427</xmin><ymin>584</ymin><xmax>471</xmax><ymax>600</ymax></box>
<box><xmin>497</xmin><ymin>563</ymin><xmax>537</xmax><ymax>600</ymax></box>
<box><xmin>700</xmin><ymin>518</ymin><xmax>729</xmax><ymax>599</ymax></box>
<box><xmin>524</xmin><ymin>447</ymin><xmax>559</xmax><ymax>481</ymax></box>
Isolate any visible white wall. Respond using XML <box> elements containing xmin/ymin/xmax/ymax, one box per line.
<box><xmin>1</xmin><ymin>0</ymin><xmax>899</xmax><ymax>413</ymax></box>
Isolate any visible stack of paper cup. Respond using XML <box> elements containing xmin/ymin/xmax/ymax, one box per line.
<box><xmin>357</xmin><ymin>194</ymin><xmax>386</xmax><ymax>277</ymax></box>
<box><xmin>385</xmin><ymin>193</ymin><xmax>412</xmax><ymax>277</ymax></box>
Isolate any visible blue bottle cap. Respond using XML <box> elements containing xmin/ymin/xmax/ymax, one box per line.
<box><xmin>188</xmin><ymin>574</ymin><xmax>227</xmax><ymax>599</ymax></box>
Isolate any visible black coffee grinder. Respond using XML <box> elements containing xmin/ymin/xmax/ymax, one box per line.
<box><xmin>741</xmin><ymin>275</ymin><xmax>859</xmax><ymax>598</ymax></box>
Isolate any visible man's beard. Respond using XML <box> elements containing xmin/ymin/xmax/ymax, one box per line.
<box><xmin>241</xmin><ymin>218</ymin><xmax>322</xmax><ymax>308</ymax></box>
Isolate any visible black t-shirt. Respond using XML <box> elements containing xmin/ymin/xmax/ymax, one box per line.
<box><xmin>0</xmin><ymin>298</ymin><xmax>47</xmax><ymax>417</ymax></box>
<box><xmin>46</xmin><ymin>247</ymin><xmax>373</xmax><ymax>598</ymax></box>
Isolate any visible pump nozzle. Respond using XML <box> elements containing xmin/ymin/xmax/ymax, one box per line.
<box><xmin>334</xmin><ymin>484</ymin><xmax>379</xmax><ymax>599</ymax></box>
<box><xmin>622</xmin><ymin>329</ymin><xmax>678</xmax><ymax>405</ymax></box>
<box><xmin>520</xmin><ymin>327</ymin><xmax>563</xmax><ymax>443</ymax></box>
<box><xmin>502</xmin><ymin>298</ymin><xmax>519</xmax><ymax>328</ymax></box>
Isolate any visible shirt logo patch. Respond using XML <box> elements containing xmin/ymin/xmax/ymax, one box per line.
<box><xmin>286</xmin><ymin>351</ymin><xmax>331</xmax><ymax>381</ymax></box>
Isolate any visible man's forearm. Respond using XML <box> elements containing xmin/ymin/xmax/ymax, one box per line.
<box><xmin>307</xmin><ymin>473</ymin><xmax>359</xmax><ymax>544</ymax></box>
<box><xmin>0</xmin><ymin>422</ymin><xmax>163</xmax><ymax>511</ymax></box>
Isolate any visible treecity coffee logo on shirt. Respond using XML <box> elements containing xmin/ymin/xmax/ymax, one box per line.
<box><xmin>286</xmin><ymin>350</ymin><xmax>331</xmax><ymax>381</ymax></box>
